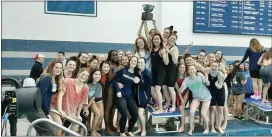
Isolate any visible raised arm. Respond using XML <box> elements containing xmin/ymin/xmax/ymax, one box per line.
<box><xmin>170</xmin><ymin>46</ymin><xmax>179</xmax><ymax>64</ymax></box>
<box><xmin>182</xmin><ymin>42</ymin><xmax>193</xmax><ymax>56</ymax></box>
<box><xmin>160</xmin><ymin>49</ymin><xmax>169</xmax><ymax>65</ymax></box>
<box><xmin>152</xmin><ymin>20</ymin><xmax>161</xmax><ymax>34</ymax></box>
<box><xmin>138</xmin><ymin>21</ymin><xmax>145</xmax><ymax>37</ymax></box>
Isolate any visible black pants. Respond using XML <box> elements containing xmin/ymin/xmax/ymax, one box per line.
<box><xmin>116</xmin><ymin>97</ymin><xmax>138</xmax><ymax>133</ymax></box>
<box><xmin>25</xmin><ymin>110</ymin><xmax>54</xmax><ymax>136</ymax></box>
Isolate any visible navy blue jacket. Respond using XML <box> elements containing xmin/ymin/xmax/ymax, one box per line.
<box><xmin>37</xmin><ymin>74</ymin><xmax>54</xmax><ymax>115</ymax></box>
<box><xmin>113</xmin><ymin>68</ymin><xmax>137</xmax><ymax>99</ymax></box>
<box><xmin>240</xmin><ymin>48</ymin><xmax>265</xmax><ymax>70</ymax></box>
<box><xmin>135</xmin><ymin>69</ymin><xmax>152</xmax><ymax>106</ymax></box>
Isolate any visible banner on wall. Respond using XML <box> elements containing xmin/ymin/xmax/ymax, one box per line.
<box><xmin>45</xmin><ymin>1</ymin><xmax>97</xmax><ymax>17</ymax></box>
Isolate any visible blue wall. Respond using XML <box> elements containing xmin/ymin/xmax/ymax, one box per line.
<box><xmin>2</xmin><ymin>39</ymin><xmax>247</xmax><ymax>74</ymax></box>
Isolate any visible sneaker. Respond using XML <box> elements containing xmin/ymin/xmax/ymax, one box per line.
<box><xmin>257</xmin><ymin>96</ymin><xmax>262</xmax><ymax>100</ymax></box>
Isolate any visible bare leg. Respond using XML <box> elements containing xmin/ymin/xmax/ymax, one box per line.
<box><xmin>91</xmin><ymin>103</ymin><xmax>101</xmax><ymax>136</ymax></box>
<box><xmin>221</xmin><ymin>83</ymin><xmax>228</xmax><ymax>130</ymax></box>
<box><xmin>201</xmin><ymin>100</ymin><xmax>210</xmax><ymax>134</ymax></box>
<box><xmin>168</xmin><ymin>87</ymin><xmax>176</xmax><ymax>112</ymax></box>
<box><xmin>251</xmin><ymin>78</ymin><xmax>258</xmax><ymax>98</ymax></box>
<box><xmin>153</xmin><ymin>85</ymin><xmax>163</xmax><ymax>114</ymax></box>
<box><xmin>257</xmin><ymin>79</ymin><xmax>263</xmax><ymax>99</ymax></box>
<box><xmin>262</xmin><ymin>83</ymin><xmax>271</xmax><ymax>102</ymax></box>
<box><xmin>188</xmin><ymin>99</ymin><xmax>200</xmax><ymax>136</ymax></box>
<box><xmin>210</xmin><ymin>106</ymin><xmax>217</xmax><ymax>133</ymax></box>
<box><xmin>49</xmin><ymin>112</ymin><xmax>63</xmax><ymax>136</ymax></box>
<box><xmin>162</xmin><ymin>85</ymin><xmax>171</xmax><ymax>109</ymax></box>
<box><xmin>216</xmin><ymin>106</ymin><xmax>224</xmax><ymax>134</ymax></box>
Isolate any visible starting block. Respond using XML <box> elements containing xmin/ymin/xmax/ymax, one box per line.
<box><xmin>145</xmin><ymin>106</ymin><xmax>185</xmax><ymax>133</ymax></box>
<box><xmin>243</xmin><ymin>98</ymin><xmax>272</xmax><ymax>124</ymax></box>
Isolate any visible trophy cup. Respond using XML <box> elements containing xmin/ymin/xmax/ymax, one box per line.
<box><xmin>141</xmin><ymin>4</ymin><xmax>154</xmax><ymax>20</ymax></box>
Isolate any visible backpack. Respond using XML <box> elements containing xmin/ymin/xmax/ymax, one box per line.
<box><xmin>231</xmin><ymin>76</ymin><xmax>244</xmax><ymax>95</ymax></box>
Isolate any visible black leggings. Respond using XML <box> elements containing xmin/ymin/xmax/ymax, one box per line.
<box><xmin>116</xmin><ymin>97</ymin><xmax>138</xmax><ymax>133</ymax></box>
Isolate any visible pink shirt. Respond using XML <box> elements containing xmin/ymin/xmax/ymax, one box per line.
<box><xmin>51</xmin><ymin>78</ymin><xmax>88</xmax><ymax>119</ymax></box>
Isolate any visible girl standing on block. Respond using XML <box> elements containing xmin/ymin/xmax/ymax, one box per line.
<box><xmin>50</xmin><ymin>68</ymin><xmax>89</xmax><ymax>136</ymax></box>
<box><xmin>240</xmin><ymin>38</ymin><xmax>265</xmax><ymax>100</ymax></box>
<box><xmin>178</xmin><ymin>65</ymin><xmax>211</xmax><ymax>136</ymax></box>
<box><xmin>258</xmin><ymin>51</ymin><xmax>272</xmax><ymax>103</ymax></box>
<box><xmin>150</xmin><ymin>34</ymin><xmax>169</xmax><ymax>114</ymax></box>
<box><xmin>162</xmin><ymin>31</ymin><xmax>179</xmax><ymax>112</ymax></box>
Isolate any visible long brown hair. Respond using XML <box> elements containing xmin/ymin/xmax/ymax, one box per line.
<box><xmin>37</xmin><ymin>60</ymin><xmax>63</xmax><ymax>92</ymax></box>
<box><xmin>249</xmin><ymin>38</ymin><xmax>264</xmax><ymax>52</ymax></box>
<box><xmin>135</xmin><ymin>36</ymin><xmax>149</xmax><ymax>53</ymax></box>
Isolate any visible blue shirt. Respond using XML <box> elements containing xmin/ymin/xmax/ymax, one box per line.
<box><xmin>113</xmin><ymin>68</ymin><xmax>137</xmax><ymax>99</ymax></box>
<box><xmin>243</xmin><ymin>71</ymin><xmax>253</xmax><ymax>94</ymax></box>
<box><xmin>240</xmin><ymin>48</ymin><xmax>264</xmax><ymax>70</ymax></box>
<box><xmin>37</xmin><ymin>74</ymin><xmax>54</xmax><ymax>115</ymax></box>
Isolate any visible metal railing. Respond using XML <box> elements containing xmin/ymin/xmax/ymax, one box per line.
<box><xmin>26</xmin><ymin>118</ymin><xmax>80</xmax><ymax>136</ymax></box>
<box><xmin>50</xmin><ymin>110</ymin><xmax>88</xmax><ymax>136</ymax></box>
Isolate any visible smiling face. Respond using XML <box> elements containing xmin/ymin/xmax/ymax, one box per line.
<box><xmin>188</xmin><ymin>65</ymin><xmax>196</xmax><ymax>76</ymax></box>
<box><xmin>163</xmin><ymin>28</ymin><xmax>171</xmax><ymax>39</ymax></box>
<box><xmin>118</xmin><ymin>51</ymin><xmax>124</xmax><ymax>61</ymax></box>
<box><xmin>129</xmin><ymin>57</ymin><xmax>138</xmax><ymax>69</ymax></box>
<box><xmin>101</xmin><ymin>63</ymin><xmax>110</xmax><ymax>74</ymax></box>
<box><xmin>111</xmin><ymin>51</ymin><xmax>118</xmax><ymax>62</ymax></box>
<box><xmin>198</xmin><ymin>52</ymin><xmax>206</xmax><ymax>62</ymax></box>
<box><xmin>121</xmin><ymin>56</ymin><xmax>129</xmax><ymax>66</ymax></box>
<box><xmin>215</xmin><ymin>51</ymin><xmax>222</xmax><ymax>61</ymax></box>
<box><xmin>244</xmin><ymin>62</ymin><xmax>249</xmax><ymax>70</ymax></box>
<box><xmin>185</xmin><ymin>57</ymin><xmax>193</xmax><ymax>66</ymax></box>
<box><xmin>208</xmin><ymin>53</ymin><xmax>216</xmax><ymax>63</ymax></box>
<box><xmin>92</xmin><ymin>70</ymin><xmax>101</xmax><ymax>83</ymax></box>
<box><xmin>168</xmin><ymin>35</ymin><xmax>177</xmax><ymax>46</ymax></box>
<box><xmin>77</xmin><ymin>70</ymin><xmax>89</xmax><ymax>83</ymax></box>
<box><xmin>179</xmin><ymin>64</ymin><xmax>186</xmax><ymax>74</ymax></box>
<box><xmin>211</xmin><ymin>62</ymin><xmax>219</xmax><ymax>71</ymax></box>
<box><xmin>90</xmin><ymin>59</ymin><xmax>99</xmax><ymax>69</ymax></box>
<box><xmin>137</xmin><ymin>38</ymin><xmax>145</xmax><ymax>50</ymax></box>
<box><xmin>137</xmin><ymin>58</ymin><xmax>146</xmax><ymax>70</ymax></box>
<box><xmin>79</xmin><ymin>53</ymin><xmax>88</xmax><ymax>64</ymax></box>
<box><xmin>152</xmin><ymin>35</ymin><xmax>161</xmax><ymax>47</ymax></box>
<box><xmin>66</xmin><ymin>60</ymin><xmax>76</xmax><ymax>72</ymax></box>
<box><xmin>53</xmin><ymin>63</ymin><xmax>62</xmax><ymax>76</ymax></box>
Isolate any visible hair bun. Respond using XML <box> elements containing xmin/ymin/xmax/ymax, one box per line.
<box><xmin>169</xmin><ymin>26</ymin><xmax>174</xmax><ymax>31</ymax></box>
<box><xmin>173</xmin><ymin>31</ymin><xmax>177</xmax><ymax>34</ymax></box>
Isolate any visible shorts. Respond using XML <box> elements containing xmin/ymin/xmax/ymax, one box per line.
<box><xmin>210</xmin><ymin>89</ymin><xmax>225</xmax><ymax>106</ymax></box>
<box><xmin>260</xmin><ymin>66</ymin><xmax>272</xmax><ymax>83</ymax></box>
<box><xmin>164</xmin><ymin>66</ymin><xmax>178</xmax><ymax>87</ymax></box>
<box><xmin>63</xmin><ymin>120</ymin><xmax>72</xmax><ymax>128</ymax></box>
<box><xmin>80</xmin><ymin>110</ymin><xmax>89</xmax><ymax>125</ymax></box>
<box><xmin>250</xmin><ymin>70</ymin><xmax>260</xmax><ymax>79</ymax></box>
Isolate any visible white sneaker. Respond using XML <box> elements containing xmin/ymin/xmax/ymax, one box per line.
<box><xmin>257</xmin><ymin>96</ymin><xmax>262</xmax><ymax>100</ymax></box>
<box><xmin>250</xmin><ymin>95</ymin><xmax>256</xmax><ymax>99</ymax></box>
